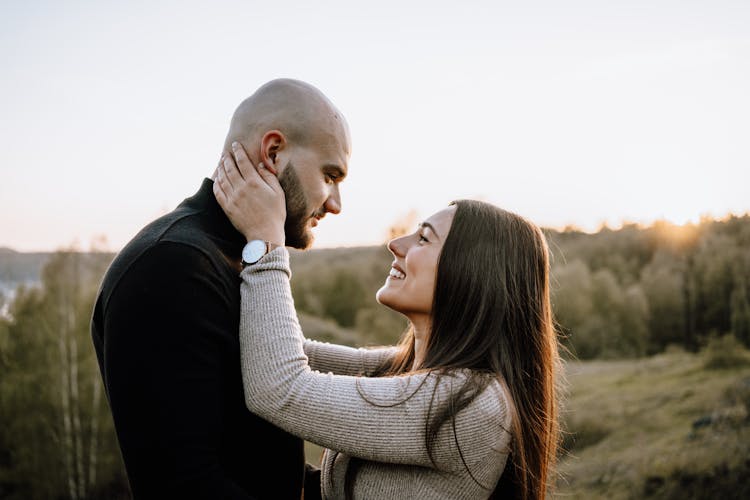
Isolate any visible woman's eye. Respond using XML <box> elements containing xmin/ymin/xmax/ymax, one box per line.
<box><xmin>418</xmin><ymin>234</ymin><xmax>429</xmax><ymax>244</ymax></box>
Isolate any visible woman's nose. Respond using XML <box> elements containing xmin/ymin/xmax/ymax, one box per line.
<box><xmin>387</xmin><ymin>235</ymin><xmax>407</xmax><ymax>257</ymax></box>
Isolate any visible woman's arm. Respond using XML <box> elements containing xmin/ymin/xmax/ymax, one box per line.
<box><xmin>213</xmin><ymin>143</ymin><xmax>509</xmax><ymax>470</ymax></box>
<box><xmin>239</xmin><ymin>248</ymin><xmax>509</xmax><ymax>471</ymax></box>
<box><xmin>303</xmin><ymin>339</ymin><xmax>397</xmax><ymax>377</ymax></box>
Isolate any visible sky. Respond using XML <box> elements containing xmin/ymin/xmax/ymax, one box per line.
<box><xmin>1</xmin><ymin>0</ymin><xmax>749</xmax><ymax>252</ymax></box>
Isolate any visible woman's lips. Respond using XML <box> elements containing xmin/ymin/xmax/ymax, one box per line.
<box><xmin>388</xmin><ymin>264</ymin><xmax>406</xmax><ymax>280</ymax></box>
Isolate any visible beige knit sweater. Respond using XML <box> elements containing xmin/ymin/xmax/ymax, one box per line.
<box><xmin>240</xmin><ymin>248</ymin><xmax>512</xmax><ymax>499</ymax></box>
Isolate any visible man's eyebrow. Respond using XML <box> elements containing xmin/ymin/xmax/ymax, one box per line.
<box><xmin>419</xmin><ymin>222</ymin><xmax>441</xmax><ymax>241</ymax></box>
<box><xmin>323</xmin><ymin>164</ymin><xmax>347</xmax><ymax>180</ymax></box>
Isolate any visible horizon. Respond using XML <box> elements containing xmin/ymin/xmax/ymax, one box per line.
<box><xmin>2</xmin><ymin>210</ymin><xmax>748</xmax><ymax>254</ymax></box>
<box><xmin>2</xmin><ymin>1</ymin><xmax>748</xmax><ymax>253</ymax></box>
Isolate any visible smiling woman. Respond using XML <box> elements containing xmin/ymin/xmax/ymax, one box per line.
<box><xmin>214</xmin><ymin>147</ymin><xmax>561</xmax><ymax>499</ymax></box>
<box><xmin>375</xmin><ymin>207</ymin><xmax>456</xmax><ymax>345</ymax></box>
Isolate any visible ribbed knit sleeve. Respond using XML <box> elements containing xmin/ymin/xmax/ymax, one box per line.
<box><xmin>303</xmin><ymin>339</ymin><xmax>398</xmax><ymax>376</ymax></box>
<box><xmin>239</xmin><ymin>248</ymin><xmax>511</xmax><ymax>474</ymax></box>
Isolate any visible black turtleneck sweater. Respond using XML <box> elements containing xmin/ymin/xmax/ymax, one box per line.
<box><xmin>91</xmin><ymin>179</ymin><xmax>304</xmax><ymax>499</ymax></box>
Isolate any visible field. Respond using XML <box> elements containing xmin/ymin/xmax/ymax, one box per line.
<box><xmin>305</xmin><ymin>347</ymin><xmax>750</xmax><ymax>499</ymax></box>
<box><xmin>558</xmin><ymin>346</ymin><xmax>750</xmax><ymax>499</ymax></box>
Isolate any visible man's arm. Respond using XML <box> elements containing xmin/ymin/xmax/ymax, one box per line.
<box><xmin>101</xmin><ymin>242</ymin><xmax>254</xmax><ymax>499</ymax></box>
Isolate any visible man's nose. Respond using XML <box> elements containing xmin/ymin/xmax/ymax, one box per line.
<box><xmin>324</xmin><ymin>186</ymin><xmax>342</xmax><ymax>215</ymax></box>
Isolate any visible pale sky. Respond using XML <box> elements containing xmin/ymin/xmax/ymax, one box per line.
<box><xmin>1</xmin><ymin>0</ymin><xmax>748</xmax><ymax>252</ymax></box>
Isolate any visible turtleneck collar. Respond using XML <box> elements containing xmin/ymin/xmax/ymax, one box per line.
<box><xmin>179</xmin><ymin>178</ymin><xmax>247</xmax><ymax>253</ymax></box>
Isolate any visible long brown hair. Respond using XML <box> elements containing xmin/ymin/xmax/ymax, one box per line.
<box><xmin>383</xmin><ymin>200</ymin><xmax>560</xmax><ymax>500</ymax></box>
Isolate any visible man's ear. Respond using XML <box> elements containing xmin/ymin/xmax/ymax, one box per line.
<box><xmin>259</xmin><ymin>130</ymin><xmax>286</xmax><ymax>175</ymax></box>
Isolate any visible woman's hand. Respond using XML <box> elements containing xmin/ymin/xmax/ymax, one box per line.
<box><xmin>213</xmin><ymin>141</ymin><xmax>286</xmax><ymax>246</ymax></box>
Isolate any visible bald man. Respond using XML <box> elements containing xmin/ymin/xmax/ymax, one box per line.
<box><xmin>92</xmin><ymin>79</ymin><xmax>351</xmax><ymax>499</ymax></box>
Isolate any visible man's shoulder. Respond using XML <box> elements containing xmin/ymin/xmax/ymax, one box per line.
<box><xmin>96</xmin><ymin>207</ymin><xmax>226</xmax><ymax>311</ymax></box>
<box><xmin>106</xmin><ymin>207</ymin><xmax>194</xmax><ymax>268</ymax></box>
<box><xmin>126</xmin><ymin>204</ymin><xmax>210</xmax><ymax>254</ymax></box>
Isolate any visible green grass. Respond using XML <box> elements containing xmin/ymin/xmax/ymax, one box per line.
<box><xmin>557</xmin><ymin>350</ymin><xmax>750</xmax><ymax>499</ymax></box>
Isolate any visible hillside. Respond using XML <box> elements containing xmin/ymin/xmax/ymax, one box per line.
<box><xmin>557</xmin><ymin>346</ymin><xmax>750</xmax><ymax>499</ymax></box>
<box><xmin>0</xmin><ymin>248</ymin><xmax>52</xmax><ymax>284</ymax></box>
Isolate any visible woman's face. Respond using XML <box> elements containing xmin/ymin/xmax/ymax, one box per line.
<box><xmin>376</xmin><ymin>206</ymin><xmax>456</xmax><ymax>323</ymax></box>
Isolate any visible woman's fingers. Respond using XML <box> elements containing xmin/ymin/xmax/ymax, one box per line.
<box><xmin>256</xmin><ymin>162</ymin><xmax>283</xmax><ymax>193</ymax></box>
<box><xmin>231</xmin><ymin>142</ymin><xmax>260</xmax><ymax>182</ymax></box>
<box><xmin>229</xmin><ymin>141</ymin><xmax>281</xmax><ymax>194</ymax></box>
<box><xmin>215</xmin><ymin>160</ymin><xmax>230</xmax><ymax>192</ymax></box>
<box><xmin>212</xmin><ymin>142</ymin><xmax>287</xmax><ymax>244</ymax></box>
<box><xmin>213</xmin><ymin>173</ymin><xmax>229</xmax><ymax>210</ymax></box>
<box><xmin>222</xmin><ymin>153</ymin><xmax>243</xmax><ymax>189</ymax></box>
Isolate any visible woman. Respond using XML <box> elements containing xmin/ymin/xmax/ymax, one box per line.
<box><xmin>214</xmin><ymin>146</ymin><xmax>560</xmax><ymax>500</ymax></box>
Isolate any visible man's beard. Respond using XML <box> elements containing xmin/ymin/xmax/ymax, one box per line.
<box><xmin>279</xmin><ymin>161</ymin><xmax>314</xmax><ymax>249</ymax></box>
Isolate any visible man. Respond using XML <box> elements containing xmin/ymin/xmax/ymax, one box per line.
<box><xmin>91</xmin><ymin>79</ymin><xmax>351</xmax><ymax>499</ymax></box>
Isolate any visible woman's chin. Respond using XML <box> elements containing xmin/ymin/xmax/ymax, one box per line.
<box><xmin>376</xmin><ymin>286</ymin><xmax>399</xmax><ymax>312</ymax></box>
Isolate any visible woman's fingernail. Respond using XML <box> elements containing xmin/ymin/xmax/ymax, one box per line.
<box><xmin>231</xmin><ymin>141</ymin><xmax>238</xmax><ymax>149</ymax></box>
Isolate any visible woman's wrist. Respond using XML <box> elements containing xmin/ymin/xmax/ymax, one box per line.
<box><xmin>244</xmin><ymin>231</ymin><xmax>284</xmax><ymax>248</ymax></box>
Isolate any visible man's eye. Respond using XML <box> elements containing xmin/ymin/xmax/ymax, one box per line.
<box><xmin>325</xmin><ymin>174</ymin><xmax>336</xmax><ymax>184</ymax></box>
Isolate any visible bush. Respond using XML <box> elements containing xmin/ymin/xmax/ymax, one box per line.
<box><xmin>723</xmin><ymin>376</ymin><xmax>750</xmax><ymax>418</ymax></box>
<box><xmin>703</xmin><ymin>334</ymin><xmax>750</xmax><ymax>370</ymax></box>
<box><xmin>643</xmin><ymin>460</ymin><xmax>750</xmax><ymax>500</ymax></box>
<box><xmin>560</xmin><ymin>417</ymin><xmax>610</xmax><ymax>452</ymax></box>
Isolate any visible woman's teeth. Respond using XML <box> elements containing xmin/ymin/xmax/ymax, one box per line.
<box><xmin>389</xmin><ymin>268</ymin><xmax>405</xmax><ymax>280</ymax></box>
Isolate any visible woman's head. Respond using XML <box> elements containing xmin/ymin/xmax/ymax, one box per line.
<box><xmin>375</xmin><ymin>205</ymin><xmax>456</xmax><ymax>328</ymax></box>
<box><xmin>377</xmin><ymin>200</ymin><xmax>552</xmax><ymax>362</ymax></box>
<box><xmin>379</xmin><ymin>199</ymin><xmax>559</xmax><ymax>500</ymax></box>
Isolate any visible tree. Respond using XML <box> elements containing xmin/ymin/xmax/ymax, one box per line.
<box><xmin>618</xmin><ymin>284</ymin><xmax>650</xmax><ymax>356</ymax></box>
<box><xmin>321</xmin><ymin>269</ymin><xmax>368</xmax><ymax>327</ymax></box>
<box><xmin>691</xmin><ymin>233</ymin><xmax>737</xmax><ymax>337</ymax></box>
<box><xmin>641</xmin><ymin>251</ymin><xmax>686</xmax><ymax>352</ymax></box>
<box><xmin>551</xmin><ymin>259</ymin><xmax>593</xmax><ymax>356</ymax></box>
<box><xmin>0</xmin><ymin>250</ymin><xmax>127</xmax><ymax>499</ymax></box>
<box><xmin>731</xmin><ymin>277</ymin><xmax>750</xmax><ymax>347</ymax></box>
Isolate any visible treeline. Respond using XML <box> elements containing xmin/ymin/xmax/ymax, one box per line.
<box><xmin>289</xmin><ymin>215</ymin><xmax>750</xmax><ymax>358</ymax></box>
<box><xmin>550</xmin><ymin>216</ymin><xmax>750</xmax><ymax>358</ymax></box>
<box><xmin>0</xmin><ymin>215</ymin><xmax>748</xmax><ymax>497</ymax></box>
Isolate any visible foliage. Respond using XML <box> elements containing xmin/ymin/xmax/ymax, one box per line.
<box><xmin>730</xmin><ymin>275</ymin><xmax>750</xmax><ymax>346</ymax></box>
<box><xmin>547</xmin><ymin>216</ymin><xmax>750</xmax><ymax>358</ymax></box>
<box><xmin>0</xmin><ymin>251</ymin><xmax>127</xmax><ymax>499</ymax></box>
<box><xmin>320</xmin><ymin>270</ymin><xmax>367</xmax><ymax>327</ymax></box>
<box><xmin>702</xmin><ymin>334</ymin><xmax>750</xmax><ymax>370</ymax></box>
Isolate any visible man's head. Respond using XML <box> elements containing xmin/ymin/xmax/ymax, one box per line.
<box><xmin>222</xmin><ymin>79</ymin><xmax>351</xmax><ymax>249</ymax></box>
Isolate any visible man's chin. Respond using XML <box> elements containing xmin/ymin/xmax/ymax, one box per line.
<box><xmin>286</xmin><ymin>229</ymin><xmax>314</xmax><ymax>250</ymax></box>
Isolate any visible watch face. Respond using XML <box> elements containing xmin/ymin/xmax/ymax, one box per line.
<box><xmin>242</xmin><ymin>240</ymin><xmax>267</xmax><ymax>264</ymax></box>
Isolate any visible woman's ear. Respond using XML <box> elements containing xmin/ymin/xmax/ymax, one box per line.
<box><xmin>259</xmin><ymin>130</ymin><xmax>286</xmax><ymax>175</ymax></box>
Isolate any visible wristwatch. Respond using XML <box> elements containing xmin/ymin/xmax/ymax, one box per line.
<box><xmin>241</xmin><ymin>240</ymin><xmax>281</xmax><ymax>266</ymax></box>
